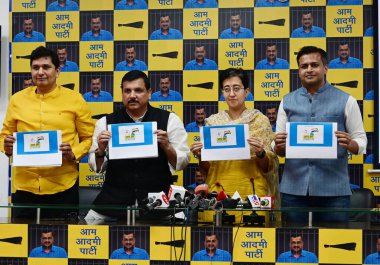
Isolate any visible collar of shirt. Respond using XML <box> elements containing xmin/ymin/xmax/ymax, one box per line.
<box><xmin>264</xmin><ymin>58</ymin><xmax>280</xmax><ymax>65</ymax></box>
<box><xmin>158</xmin><ymin>29</ymin><xmax>174</xmax><ymax>36</ymax></box>
<box><xmin>192</xmin><ymin>59</ymin><xmax>207</xmax><ymax>66</ymax></box>
<box><xmin>338</xmin><ymin>57</ymin><xmax>354</xmax><ymax>64</ymax></box>
<box><xmin>90</xmin><ymin>30</ymin><xmax>105</xmax><ymax>37</ymax></box>
<box><xmin>126</xmin><ymin>60</ymin><xmax>136</xmax><ymax>66</ymax></box>
<box><xmin>202</xmin><ymin>249</ymin><xmax>222</xmax><ymax>257</ymax></box>
<box><xmin>302</xmin><ymin>26</ymin><xmax>316</xmax><ymax>33</ymax></box>
<box><xmin>123</xmin><ymin>247</ymin><xmax>137</xmax><ymax>254</ymax></box>
<box><xmin>31</xmin><ymin>85</ymin><xmax>61</xmax><ymax>99</ymax></box>
<box><xmin>125</xmin><ymin>108</ymin><xmax>147</xmax><ymax>122</ymax></box>
<box><xmin>301</xmin><ymin>81</ymin><xmax>330</xmax><ymax>95</ymax></box>
<box><xmin>22</xmin><ymin>31</ymin><xmax>37</xmax><ymax>38</ymax></box>
<box><xmin>38</xmin><ymin>246</ymin><xmax>57</xmax><ymax>253</ymax></box>
<box><xmin>289</xmin><ymin>250</ymin><xmax>306</xmax><ymax>258</ymax></box>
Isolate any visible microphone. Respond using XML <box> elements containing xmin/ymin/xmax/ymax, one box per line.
<box><xmin>0</xmin><ymin>236</ymin><xmax>23</xmax><ymax>244</ymax></box>
<box><xmin>188</xmin><ymin>184</ymin><xmax>208</xmax><ymax>209</ymax></box>
<box><xmin>331</xmin><ymin>81</ymin><xmax>358</xmax><ymax>88</ymax></box>
<box><xmin>258</xmin><ymin>19</ymin><xmax>286</xmax><ymax>26</ymax></box>
<box><xmin>247</xmin><ymin>194</ymin><xmax>261</xmax><ymax>208</ymax></box>
<box><xmin>118</xmin><ymin>21</ymin><xmax>144</xmax><ymax>28</ymax></box>
<box><xmin>324</xmin><ymin>242</ymin><xmax>356</xmax><ymax>251</ymax></box>
<box><xmin>187</xmin><ymin>82</ymin><xmax>214</xmax><ymax>89</ymax></box>
<box><xmin>143</xmin><ymin>191</ymin><xmax>169</xmax><ymax>211</ymax></box>
<box><xmin>260</xmin><ymin>196</ymin><xmax>274</xmax><ymax>209</ymax></box>
<box><xmin>152</xmin><ymin>51</ymin><xmax>178</xmax><ymax>59</ymax></box>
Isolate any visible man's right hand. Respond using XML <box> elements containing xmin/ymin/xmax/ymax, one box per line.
<box><xmin>274</xmin><ymin>132</ymin><xmax>287</xmax><ymax>157</ymax></box>
<box><xmin>4</xmin><ymin>135</ymin><xmax>16</xmax><ymax>157</ymax></box>
<box><xmin>190</xmin><ymin>142</ymin><xmax>203</xmax><ymax>158</ymax></box>
<box><xmin>96</xmin><ymin>130</ymin><xmax>111</xmax><ymax>155</ymax></box>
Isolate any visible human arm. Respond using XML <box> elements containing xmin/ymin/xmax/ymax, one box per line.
<box><xmin>336</xmin><ymin>96</ymin><xmax>367</xmax><ymax>155</ymax></box>
<box><xmin>0</xmin><ymin>98</ymin><xmax>17</xmax><ymax>156</ymax></box>
<box><xmin>190</xmin><ymin>141</ymin><xmax>210</xmax><ymax>173</ymax></box>
<box><xmin>165</xmin><ymin>113</ymin><xmax>191</xmax><ymax>171</ymax></box>
<box><xmin>88</xmin><ymin>117</ymin><xmax>110</xmax><ymax>173</ymax></box>
<box><xmin>273</xmin><ymin>100</ymin><xmax>287</xmax><ymax>157</ymax></box>
<box><xmin>247</xmin><ymin>136</ymin><xmax>269</xmax><ymax>173</ymax></box>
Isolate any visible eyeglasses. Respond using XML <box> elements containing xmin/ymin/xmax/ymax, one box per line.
<box><xmin>222</xmin><ymin>86</ymin><xmax>245</xmax><ymax>93</ymax></box>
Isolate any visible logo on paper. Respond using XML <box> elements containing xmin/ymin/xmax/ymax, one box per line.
<box><xmin>303</xmin><ymin>128</ymin><xmax>319</xmax><ymax>141</ymax></box>
<box><xmin>216</xmin><ymin>130</ymin><xmax>231</xmax><ymax>143</ymax></box>
<box><xmin>124</xmin><ymin>128</ymin><xmax>139</xmax><ymax>141</ymax></box>
<box><xmin>29</xmin><ymin>136</ymin><xmax>44</xmax><ymax>149</ymax></box>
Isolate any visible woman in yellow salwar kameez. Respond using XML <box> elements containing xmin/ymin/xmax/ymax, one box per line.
<box><xmin>191</xmin><ymin>68</ymin><xmax>279</xmax><ymax>222</ymax></box>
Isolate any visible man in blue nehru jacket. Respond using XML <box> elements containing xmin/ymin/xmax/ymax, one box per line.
<box><xmin>110</xmin><ymin>232</ymin><xmax>149</xmax><ymax>260</ymax></box>
<box><xmin>277</xmin><ymin>234</ymin><xmax>318</xmax><ymax>263</ymax></box>
<box><xmin>274</xmin><ymin>46</ymin><xmax>367</xmax><ymax>224</ymax></box>
<box><xmin>329</xmin><ymin>43</ymin><xmax>363</xmax><ymax>69</ymax></box>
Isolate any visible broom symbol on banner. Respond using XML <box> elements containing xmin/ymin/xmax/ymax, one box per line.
<box><xmin>187</xmin><ymin>82</ymin><xmax>214</xmax><ymax>89</ymax></box>
<box><xmin>118</xmin><ymin>21</ymin><xmax>144</xmax><ymax>28</ymax></box>
<box><xmin>62</xmin><ymin>83</ymin><xmax>75</xmax><ymax>90</ymax></box>
<box><xmin>0</xmin><ymin>236</ymin><xmax>23</xmax><ymax>244</ymax></box>
<box><xmin>16</xmin><ymin>55</ymin><xmax>31</xmax><ymax>59</ymax></box>
<box><xmin>155</xmin><ymin>239</ymin><xmax>185</xmax><ymax>248</ymax></box>
<box><xmin>324</xmin><ymin>242</ymin><xmax>356</xmax><ymax>251</ymax></box>
<box><xmin>258</xmin><ymin>19</ymin><xmax>286</xmax><ymax>26</ymax></box>
<box><xmin>331</xmin><ymin>81</ymin><xmax>358</xmax><ymax>88</ymax></box>
<box><xmin>152</xmin><ymin>51</ymin><xmax>178</xmax><ymax>59</ymax></box>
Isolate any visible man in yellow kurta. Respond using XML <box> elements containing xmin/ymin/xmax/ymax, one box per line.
<box><xmin>0</xmin><ymin>46</ymin><xmax>94</xmax><ymax>219</ymax></box>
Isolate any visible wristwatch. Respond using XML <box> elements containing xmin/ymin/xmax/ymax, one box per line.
<box><xmin>257</xmin><ymin>149</ymin><xmax>266</xmax><ymax>159</ymax></box>
<box><xmin>95</xmin><ymin>148</ymin><xmax>105</xmax><ymax>158</ymax></box>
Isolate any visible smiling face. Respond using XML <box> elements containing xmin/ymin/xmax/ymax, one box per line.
<box><xmin>122</xmin><ymin>233</ymin><xmax>135</xmax><ymax>251</ymax></box>
<box><xmin>230</xmin><ymin>14</ymin><xmax>241</xmax><ymax>31</ymax></box>
<box><xmin>266</xmin><ymin>108</ymin><xmax>277</xmax><ymax>124</ymax></box>
<box><xmin>125</xmin><ymin>47</ymin><xmax>136</xmax><ymax>63</ymax></box>
<box><xmin>160</xmin><ymin>16</ymin><xmax>171</xmax><ymax>31</ymax></box>
<box><xmin>57</xmin><ymin>48</ymin><xmax>67</xmax><ymax>64</ymax></box>
<box><xmin>205</xmin><ymin>235</ymin><xmax>218</xmax><ymax>252</ymax></box>
<box><xmin>290</xmin><ymin>236</ymin><xmax>303</xmax><ymax>254</ymax></box>
<box><xmin>298</xmin><ymin>52</ymin><xmax>327</xmax><ymax>90</ymax></box>
<box><xmin>266</xmin><ymin>45</ymin><xmax>278</xmax><ymax>61</ymax></box>
<box><xmin>338</xmin><ymin>44</ymin><xmax>350</xmax><ymax>60</ymax></box>
<box><xmin>91</xmin><ymin>78</ymin><xmax>102</xmax><ymax>94</ymax></box>
<box><xmin>302</xmin><ymin>13</ymin><xmax>313</xmax><ymax>29</ymax></box>
<box><xmin>222</xmin><ymin>76</ymin><xmax>248</xmax><ymax>112</ymax></box>
<box><xmin>23</xmin><ymin>18</ymin><xmax>34</xmax><ymax>34</ymax></box>
<box><xmin>91</xmin><ymin>17</ymin><xmax>101</xmax><ymax>32</ymax></box>
<box><xmin>41</xmin><ymin>232</ymin><xmax>54</xmax><ymax>249</ymax></box>
<box><xmin>194</xmin><ymin>108</ymin><xmax>206</xmax><ymax>124</ymax></box>
<box><xmin>31</xmin><ymin>56</ymin><xmax>60</xmax><ymax>93</ymax></box>
<box><xmin>160</xmin><ymin>77</ymin><xmax>170</xmax><ymax>93</ymax></box>
<box><xmin>195</xmin><ymin>46</ymin><xmax>206</xmax><ymax>62</ymax></box>
<box><xmin>122</xmin><ymin>78</ymin><xmax>152</xmax><ymax>116</ymax></box>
